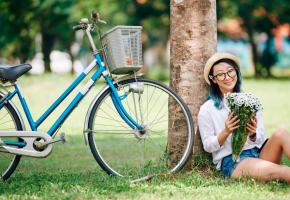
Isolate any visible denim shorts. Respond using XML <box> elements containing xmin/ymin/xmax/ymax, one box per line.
<box><xmin>220</xmin><ymin>147</ymin><xmax>260</xmax><ymax>177</ymax></box>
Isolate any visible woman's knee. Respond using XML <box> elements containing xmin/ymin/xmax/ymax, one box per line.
<box><xmin>230</xmin><ymin>158</ymin><xmax>290</xmax><ymax>181</ymax></box>
<box><xmin>268</xmin><ymin>165</ymin><xmax>290</xmax><ymax>181</ymax></box>
<box><xmin>272</xmin><ymin>128</ymin><xmax>289</xmax><ymax>140</ymax></box>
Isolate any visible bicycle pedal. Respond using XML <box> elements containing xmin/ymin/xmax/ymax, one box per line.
<box><xmin>59</xmin><ymin>132</ymin><xmax>66</xmax><ymax>144</ymax></box>
<box><xmin>39</xmin><ymin>132</ymin><xmax>66</xmax><ymax>147</ymax></box>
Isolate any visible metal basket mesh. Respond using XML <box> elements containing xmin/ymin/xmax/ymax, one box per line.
<box><xmin>101</xmin><ymin>26</ymin><xmax>143</xmax><ymax>74</ymax></box>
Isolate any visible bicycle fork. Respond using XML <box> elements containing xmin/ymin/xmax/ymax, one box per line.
<box><xmin>83</xmin><ymin>77</ymin><xmax>145</xmax><ymax>145</ymax></box>
<box><xmin>106</xmin><ymin>76</ymin><xmax>143</xmax><ymax>131</ymax></box>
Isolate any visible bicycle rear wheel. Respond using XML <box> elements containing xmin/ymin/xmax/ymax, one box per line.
<box><xmin>87</xmin><ymin>78</ymin><xmax>194</xmax><ymax>178</ymax></box>
<box><xmin>0</xmin><ymin>94</ymin><xmax>23</xmax><ymax>181</ymax></box>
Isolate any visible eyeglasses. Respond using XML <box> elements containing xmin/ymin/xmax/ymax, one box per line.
<box><xmin>209</xmin><ymin>68</ymin><xmax>237</xmax><ymax>81</ymax></box>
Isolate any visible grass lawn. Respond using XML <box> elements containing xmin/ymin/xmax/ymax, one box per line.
<box><xmin>0</xmin><ymin>74</ymin><xmax>290</xmax><ymax>200</ymax></box>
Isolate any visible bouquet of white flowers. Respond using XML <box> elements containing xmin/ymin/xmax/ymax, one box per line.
<box><xmin>225</xmin><ymin>93</ymin><xmax>262</xmax><ymax>160</ymax></box>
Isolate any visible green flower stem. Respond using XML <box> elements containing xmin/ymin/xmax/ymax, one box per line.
<box><xmin>232</xmin><ymin>112</ymin><xmax>251</xmax><ymax>161</ymax></box>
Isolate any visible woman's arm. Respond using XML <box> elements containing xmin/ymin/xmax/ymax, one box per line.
<box><xmin>198</xmin><ymin>110</ymin><xmax>239</xmax><ymax>152</ymax></box>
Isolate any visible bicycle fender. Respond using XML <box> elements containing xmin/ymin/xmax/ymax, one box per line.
<box><xmin>83</xmin><ymin>84</ymin><xmax>110</xmax><ymax>145</ymax></box>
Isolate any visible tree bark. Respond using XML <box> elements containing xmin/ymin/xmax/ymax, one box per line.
<box><xmin>169</xmin><ymin>0</ymin><xmax>217</xmax><ymax>161</ymax></box>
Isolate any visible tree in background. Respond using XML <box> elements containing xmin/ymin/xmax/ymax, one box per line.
<box><xmin>0</xmin><ymin>0</ymin><xmax>76</xmax><ymax>72</ymax></box>
<box><xmin>35</xmin><ymin>0</ymin><xmax>75</xmax><ymax>73</ymax></box>
<box><xmin>170</xmin><ymin>0</ymin><xmax>216</xmax><ymax>162</ymax></box>
<box><xmin>0</xmin><ymin>0</ymin><xmax>35</xmax><ymax>63</ymax></box>
<box><xmin>0</xmin><ymin>0</ymin><xmax>170</xmax><ymax>73</ymax></box>
<box><xmin>218</xmin><ymin>0</ymin><xmax>290</xmax><ymax>77</ymax></box>
<box><xmin>126</xmin><ymin>0</ymin><xmax>170</xmax><ymax>46</ymax></box>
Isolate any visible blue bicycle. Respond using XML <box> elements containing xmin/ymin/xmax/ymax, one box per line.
<box><xmin>0</xmin><ymin>12</ymin><xmax>194</xmax><ymax>180</ymax></box>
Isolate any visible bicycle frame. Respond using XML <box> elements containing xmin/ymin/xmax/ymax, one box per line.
<box><xmin>0</xmin><ymin>53</ymin><xmax>143</xmax><ymax>147</ymax></box>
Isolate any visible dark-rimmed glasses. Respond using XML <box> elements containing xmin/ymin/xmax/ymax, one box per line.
<box><xmin>209</xmin><ymin>68</ymin><xmax>237</xmax><ymax>81</ymax></box>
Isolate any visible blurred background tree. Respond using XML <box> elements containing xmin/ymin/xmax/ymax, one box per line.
<box><xmin>0</xmin><ymin>0</ymin><xmax>170</xmax><ymax>74</ymax></box>
<box><xmin>1</xmin><ymin>0</ymin><xmax>290</xmax><ymax>78</ymax></box>
<box><xmin>0</xmin><ymin>0</ymin><xmax>35</xmax><ymax>63</ymax></box>
<box><xmin>35</xmin><ymin>0</ymin><xmax>75</xmax><ymax>73</ymax></box>
<box><xmin>218</xmin><ymin>0</ymin><xmax>290</xmax><ymax>77</ymax></box>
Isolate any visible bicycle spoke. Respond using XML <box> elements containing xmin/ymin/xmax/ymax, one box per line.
<box><xmin>94</xmin><ymin>123</ymin><xmax>128</xmax><ymax>128</ymax></box>
<box><xmin>146</xmin><ymin>85</ymin><xmax>149</xmax><ymax>125</ymax></box>
<box><xmin>143</xmin><ymin>86</ymin><xmax>156</xmax><ymax>121</ymax></box>
<box><xmin>132</xmin><ymin>92</ymin><xmax>139</xmax><ymax>124</ymax></box>
<box><xmin>149</xmin><ymin>129</ymin><xmax>167</xmax><ymax>135</ymax></box>
<box><xmin>96</xmin><ymin>114</ymin><xmax>126</xmax><ymax>124</ymax></box>
<box><xmin>148</xmin><ymin>119</ymin><xmax>168</xmax><ymax>127</ymax></box>
<box><xmin>0</xmin><ymin>120</ymin><xmax>14</xmax><ymax>126</ymax></box>
<box><xmin>91</xmin><ymin>130</ymin><xmax>132</xmax><ymax>134</ymax></box>
<box><xmin>0</xmin><ymin>128</ymin><xmax>18</xmax><ymax>131</ymax></box>
<box><xmin>146</xmin><ymin>136</ymin><xmax>165</xmax><ymax>151</ymax></box>
<box><xmin>137</xmin><ymin>89</ymin><xmax>144</xmax><ymax>125</ymax></box>
<box><xmin>97</xmin><ymin>108</ymin><xmax>128</xmax><ymax>129</ymax></box>
<box><xmin>103</xmin><ymin>99</ymin><xmax>120</xmax><ymax>117</ymax></box>
<box><xmin>0</xmin><ymin>98</ymin><xmax>21</xmax><ymax>180</ymax></box>
<box><xmin>147</xmin><ymin>109</ymin><xmax>168</xmax><ymax>128</ymax></box>
<box><xmin>0</xmin><ymin>112</ymin><xmax>9</xmax><ymax>121</ymax></box>
<box><xmin>88</xmin><ymin>79</ymin><xmax>193</xmax><ymax>179</ymax></box>
<box><xmin>124</xmin><ymin>93</ymin><xmax>134</xmax><ymax>120</ymax></box>
<box><xmin>144</xmin><ymin>89</ymin><xmax>163</xmax><ymax>121</ymax></box>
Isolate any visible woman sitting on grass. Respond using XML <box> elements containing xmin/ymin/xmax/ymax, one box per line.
<box><xmin>198</xmin><ymin>52</ymin><xmax>290</xmax><ymax>182</ymax></box>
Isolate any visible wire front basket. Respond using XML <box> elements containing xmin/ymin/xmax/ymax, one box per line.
<box><xmin>101</xmin><ymin>26</ymin><xmax>143</xmax><ymax>74</ymax></box>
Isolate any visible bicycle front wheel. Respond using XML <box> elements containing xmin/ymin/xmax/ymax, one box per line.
<box><xmin>87</xmin><ymin>78</ymin><xmax>194</xmax><ymax>178</ymax></box>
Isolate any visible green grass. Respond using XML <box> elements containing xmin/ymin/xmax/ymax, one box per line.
<box><xmin>1</xmin><ymin>74</ymin><xmax>290</xmax><ymax>200</ymax></box>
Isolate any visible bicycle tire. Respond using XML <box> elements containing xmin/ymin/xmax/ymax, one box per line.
<box><xmin>87</xmin><ymin>78</ymin><xmax>194</xmax><ymax>178</ymax></box>
<box><xmin>0</xmin><ymin>94</ymin><xmax>23</xmax><ymax>181</ymax></box>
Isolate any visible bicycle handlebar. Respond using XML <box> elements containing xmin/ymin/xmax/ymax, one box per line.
<box><xmin>72</xmin><ymin>11</ymin><xmax>106</xmax><ymax>54</ymax></box>
<box><xmin>73</xmin><ymin>11</ymin><xmax>107</xmax><ymax>32</ymax></box>
<box><xmin>73</xmin><ymin>25</ymin><xmax>83</xmax><ymax>31</ymax></box>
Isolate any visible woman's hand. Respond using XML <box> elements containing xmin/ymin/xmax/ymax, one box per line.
<box><xmin>218</xmin><ymin>112</ymin><xmax>240</xmax><ymax>146</ymax></box>
<box><xmin>247</xmin><ymin>116</ymin><xmax>257</xmax><ymax>139</ymax></box>
<box><xmin>224</xmin><ymin>112</ymin><xmax>240</xmax><ymax>136</ymax></box>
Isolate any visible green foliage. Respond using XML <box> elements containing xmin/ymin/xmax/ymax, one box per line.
<box><xmin>0</xmin><ymin>0</ymin><xmax>169</xmax><ymax>70</ymax></box>
<box><xmin>218</xmin><ymin>0</ymin><xmax>290</xmax><ymax>31</ymax></box>
<box><xmin>146</xmin><ymin>64</ymin><xmax>170</xmax><ymax>81</ymax></box>
<box><xmin>218</xmin><ymin>0</ymin><xmax>290</xmax><ymax>77</ymax></box>
<box><xmin>0</xmin><ymin>0</ymin><xmax>35</xmax><ymax>62</ymax></box>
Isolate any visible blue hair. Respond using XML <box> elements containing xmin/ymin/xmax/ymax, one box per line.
<box><xmin>207</xmin><ymin>91</ymin><xmax>223</xmax><ymax>109</ymax></box>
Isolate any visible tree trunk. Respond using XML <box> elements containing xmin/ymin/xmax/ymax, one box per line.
<box><xmin>249</xmin><ymin>36</ymin><xmax>259</xmax><ymax>77</ymax></box>
<box><xmin>169</xmin><ymin>0</ymin><xmax>217</xmax><ymax>163</ymax></box>
<box><xmin>42</xmin><ymin>32</ymin><xmax>55</xmax><ymax>73</ymax></box>
<box><xmin>260</xmin><ymin>33</ymin><xmax>276</xmax><ymax>78</ymax></box>
<box><xmin>246</xmin><ymin>23</ymin><xmax>259</xmax><ymax>77</ymax></box>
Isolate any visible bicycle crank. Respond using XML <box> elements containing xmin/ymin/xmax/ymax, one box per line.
<box><xmin>0</xmin><ymin>131</ymin><xmax>53</xmax><ymax>158</ymax></box>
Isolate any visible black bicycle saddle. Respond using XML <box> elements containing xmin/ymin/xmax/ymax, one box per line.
<box><xmin>0</xmin><ymin>64</ymin><xmax>32</xmax><ymax>83</ymax></box>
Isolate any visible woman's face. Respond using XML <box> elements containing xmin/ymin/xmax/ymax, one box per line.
<box><xmin>211</xmin><ymin>62</ymin><xmax>238</xmax><ymax>94</ymax></box>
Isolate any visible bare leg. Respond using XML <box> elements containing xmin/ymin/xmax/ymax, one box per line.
<box><xmin>231</xmin><ymin>158</ymin><xmax>290</xmax><ymax>183</ymax></box>
<box><xmin>259</xmin><ymin>128</ymin><xmax>290</xmax><ymax>163</ymax></box>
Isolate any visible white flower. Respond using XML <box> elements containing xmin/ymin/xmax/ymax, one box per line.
<box><xmin>225</xmin><ymin>92</ymin><xmax>262</xmax><ymax>113</ymax></box>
